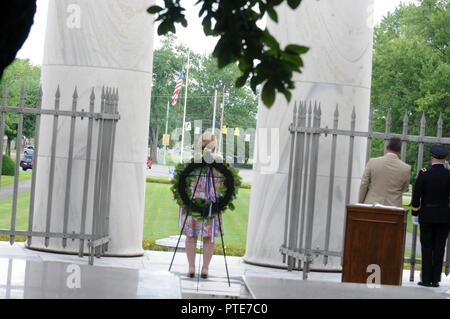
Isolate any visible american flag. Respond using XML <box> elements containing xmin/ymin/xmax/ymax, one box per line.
<box><xmin>171</xmin><ymin>71</ymin><xmax>184</xmax><ymax>106</ymax></box>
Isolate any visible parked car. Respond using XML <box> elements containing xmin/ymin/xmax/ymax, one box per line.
<box><xmin>24</xmin><ymin>145</ymin><xmax>34</xmax><ymax>155</ymax></box>
<box><xmin>20</xmin><ymin>150</ymin><xmax>33</xmax><ymax>171</ymax></box>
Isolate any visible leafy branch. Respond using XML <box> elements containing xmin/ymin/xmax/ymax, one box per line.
<box><xmin>148</xmin><ymin>0</ymin><xmax>309</xmax><ymax>108</ymax></box>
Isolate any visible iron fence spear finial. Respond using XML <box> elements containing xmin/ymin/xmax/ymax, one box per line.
<box><xmin>37</xmin><ymin>85</ymin><xmax>42</xmax><ymax>108</ymax></box>
<box><xmin>55</xmin><ymin>85</ymin><xmax>60</xmax><ymax>99</ymax></box>
<box><xmin>73</xmin><ymin>86</ymin><xmax>78</xmax><ymax>99</ymax></box>
<box><xmin>437</xmin><ymin>113</ymin><xmax>443</xmax><ymax>138</ymax></box>
<box><xmin>2</xmin><ymin>83</ymin><xmax>7</xmax><ymax>105</ymax></box>
<box><xmin>19</xmin><ymin>82</ymin><xmax>26</xmax><ymax>107</ymax></box>
<box><xmin>420</xmin><ymin>112</ymin><xmax>426</xmax><ymax>128</ymax></box>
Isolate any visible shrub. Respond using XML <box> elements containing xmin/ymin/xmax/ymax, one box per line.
<box><xmin>240</xmin><ymin>182</ymin><xmax>252</xmax><ymax>189</ymax></box>
<box><xmin>0</xmin><ymin>234</ymin><xmax>26</xmax><ymax>242</ymax></box>
<box><xmin>146</xmin><ymin>176</ymin><xmax>252</xmax><ymax>189</ymax></box>
<box><xmin>146</xmin><ymin>176</ymin><xmax>171</xmax><ymax>184</ymax></box>
<box><xmin>2</xmin><ymin>155</ymin><xmax>15</xmax><ymax>176</ymax></box>
<box><xmin>142</xmin><ymin>239</ymin><xmax>246</xmax><ymax>257</ymax></box>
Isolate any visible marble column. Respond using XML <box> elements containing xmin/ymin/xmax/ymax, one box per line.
<box><xmin>244</xmin><ymin>0</ymin><xmax>374</xmax><ymax>269</ymax></box>
<box><xmin>28</xmin><ymin>0</ymin><xmax>155</xmax><ymax>256</ymax></box>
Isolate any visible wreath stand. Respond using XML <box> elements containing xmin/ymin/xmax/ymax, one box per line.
<box><xmin>168</xmin><ymin>165</ymin><xmax>231</xmax><ymax>288</ymax></box>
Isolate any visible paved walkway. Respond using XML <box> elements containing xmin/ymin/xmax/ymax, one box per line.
<box><xmin>0</xmin><ymin>179</ymin><xmax>31</xmax><ymax>200</ymax></box>
<box><xmin>0</xmin><ymin>242</ymin><xmax>448</xmax><ymax>299</ymax></box>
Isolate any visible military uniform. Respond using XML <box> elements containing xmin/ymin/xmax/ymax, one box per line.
<box><xmin>411</xmin><ymin>145</ymin><xmax>450</xmax><ymax>287</ymax></box>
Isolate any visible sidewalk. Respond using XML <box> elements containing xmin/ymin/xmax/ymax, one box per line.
<box><xmin>0</xmin><ymin>242</ymin><xmax>448</xmax><ymax>299</ymax></box>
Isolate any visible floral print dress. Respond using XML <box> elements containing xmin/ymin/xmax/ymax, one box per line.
<box><xmin>180</xmin><ymin>173</ymin><xmax>223</xmax><ymax>239</ymax></box>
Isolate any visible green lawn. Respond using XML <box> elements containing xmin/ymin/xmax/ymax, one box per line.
<box><xmin>0</xmin><ymin>181</ymin><xmax>250</xmax><ymax>250</ymax></box>
<box><xmin>0</xmin><ymin>170</ymin><xmax>32</xmax><ymax>187</ymax></box>
<box><xmin>0</xmin><ymin>171</ymin><xmax>33</xmax><ymax>230</ymax></box>
<box><xmin>0</xmin><ymin>180</ymin><xmax>417</xmax><ymax>256</ymax></box>
<box><xmin>144</xmin><ymin>182</ymin><xmax>249</xmax><ymax>247</ymax></box>
<box><xmin>0</xmin><ymin>192</ymin><xmax>30</xmax><ymax>230</ymax></box>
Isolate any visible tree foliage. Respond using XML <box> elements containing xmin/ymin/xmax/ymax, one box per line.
<box><xmin>371</xmin><ymin>0</ymin><xmax>450</xmax><ymax>176</ymax></box>
<box><xmin>0</xmin><ymin>59</ymin><xmax>41</xmax><ymax>155</ymax></box>
<box><xmin>148</xmin><ymin>0</ymin><xmax>308</xmax><ymax>108</ymax></box>
<box><xmin>1</xmin><ymin>155</ymin><xmax>15</xmax><ymax>176</ymax></box>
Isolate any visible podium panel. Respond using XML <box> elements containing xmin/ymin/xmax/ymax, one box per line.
<box><xmin>342</xmin><ymin>204</ymin><xmax>407</xmax><ymax>285</ymax></box>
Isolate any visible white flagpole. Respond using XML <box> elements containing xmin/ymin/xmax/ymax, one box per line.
<box><xmin>163</xmin><ymin>101</ymin><xmax>170</xmax><ymax>165</ymax></box>
<box><xmin>212</xmin><ymin>89</ymin><xmax>218</xmax><ymax>132</ymax></box>
<box><xmin>218</xmin><ymin>87</ymin><xmax>226</xmax><ymax>154</ymax></box>
<box><xmin>180</xmin><ymin>50</ymin><xmax>190</xmax><ymax>163</ymax></box>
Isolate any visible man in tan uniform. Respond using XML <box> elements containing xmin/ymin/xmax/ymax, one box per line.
<box><xmin>359</xmin><ymin>138</ymin><xmax>411</xmax><ymax>207</ymax></box>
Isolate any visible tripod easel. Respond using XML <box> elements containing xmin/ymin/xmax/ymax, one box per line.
<box><xmin>168</xmin><ymin>165</ymin><xmax>231</xmax><ymax>287</ymax></box>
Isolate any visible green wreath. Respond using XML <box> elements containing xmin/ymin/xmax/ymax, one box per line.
<box><xmin>171</xmin><ymin>157</ymin><xmax>242</xmax><ymax>219</ymax></box>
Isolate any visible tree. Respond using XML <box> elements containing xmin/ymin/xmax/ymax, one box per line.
<box><xmin>148</xmin><ymin>0</ymin><xmax>308</xmax><ymax>108</ymax></box>
<box><xmin>0</xmin><ymin>1</ymin><xmax>305</xmax><ymax>108</ymax></box>
<box><xmin>191</xmin><ymin>54</ymin><xmax>258</xmax><ymax>129</ymax></box>
<box><xmin>371</xmin><ymin>0</ymin><xmax>450</xmax><ymax>177</ymax></box>
<box><xmin>150</xmin><ymin>36</ymin><xmax>258</xmax><ymax>163</ymax></box>
<box><xmin>149</xmin><ymin>35</ymin><xmax>186</xmax><ymax>162</ymax></box>
<box><xmin>0</xmin><ymin>59</ymin><xmax>41</xmax><ymax>156</ymax></box>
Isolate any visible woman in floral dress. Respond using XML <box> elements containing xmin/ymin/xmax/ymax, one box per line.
<box><xmin>180</xmin><ymin>132</ymin><xmax>223</xmax><ymax>278</ymax></box>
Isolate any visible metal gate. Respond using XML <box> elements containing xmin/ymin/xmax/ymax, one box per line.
<box><xmin>281</xmin><ymin>101</ymin><xmax>450</xmax><ymax>280</ymax></box>
<box><xmin>0</xmin><ymin>84</ymin><xmax>119</xmax><ymax>265</ymax></box>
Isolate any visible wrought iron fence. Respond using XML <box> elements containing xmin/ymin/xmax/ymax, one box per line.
<box><xmin>0</xmin><ymin>84</ymin><xmax>119</xmax><ymax>265</ymax></box>
<box><xmin>281</xmin><ymin>101</ymin><xmax>450</xmax><ymax>280</ymax></box>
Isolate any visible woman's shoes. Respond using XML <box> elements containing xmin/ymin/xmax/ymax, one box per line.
<box><xmin>187</xmin><ymin>267</ymin><xmax>209</xmax><ymax>279</ymax></box>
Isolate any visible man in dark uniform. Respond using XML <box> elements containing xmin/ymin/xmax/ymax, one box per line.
<box><xmin>411</xmin><ymin>144</ymin><xmax>450</xmax><ymax>287</ymax></box>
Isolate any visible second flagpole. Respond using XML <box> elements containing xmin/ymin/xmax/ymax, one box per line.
<box><xmin>180</xmin><ymin>50</ymin><xmax>191</xmax><ymax>163</ymax></box>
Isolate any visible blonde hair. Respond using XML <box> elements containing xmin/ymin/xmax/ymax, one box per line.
<box><xmin>198</xmin><ymin>132</ymin><xmax>216</xmax><ymax>152</ymax></box>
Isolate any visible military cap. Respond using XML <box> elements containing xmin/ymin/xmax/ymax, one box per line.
<box><xmin>430</xmin><ymin>144</ymin><xmax>449</xmax><ymax>159</ymax></box>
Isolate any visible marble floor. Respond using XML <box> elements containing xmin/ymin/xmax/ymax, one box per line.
<box><xmin>244</xmin><ymin>275</ymin><xmax>446</xmax><ymax>299</ymax></box>
<box><xmin>0</xmin><ymin>242</ymin><xmax>448</xmax><ymax>299</ymax></box>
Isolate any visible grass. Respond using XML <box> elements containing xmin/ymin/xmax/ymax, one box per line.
<box><xmin>143</xmin><ymin>182</ymin><xmax>250</xmax><ymax>248</ymax></box>
<box><xmin>403</xmin><ymin>194</ymin><xmax>419</xmax><ymax>234</ymax></box>
<box><xmin>0</xmin><ymin>170</ymin><xmax>33</xmax><ymax>230</ymax></box>
<box><xmin>0</xmin><ymin>179</ymin><xmax>418</xmax><ymax>258</ymax></box>
<box><xmin>0</xmin><ymin>181</ymin><xmax>250</xmax><ymax>256</ymax></box>
<box><xmin>0</xmin><ymin>192</ymin><xmax>30</xmax><ymax>230</ymax></box>
<box><xmin>0</xmin><ymin>170</ymin><xmax>32</xmax><ymax>187</ymax></box>
<box><xmin>146</xmin><ymin>176</ymin><xmax>172</xmax><ymax>184</ymax></box>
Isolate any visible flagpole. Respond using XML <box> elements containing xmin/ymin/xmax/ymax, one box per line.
<box><xmin>212</xmin><ymin>89</ymin><xmax>218</xmax><ymax>132</ymax></box>
<box><xmin>180</xmin><ymin>50</ymin><xmax>190</xmax><ymax>163</ymax></box>
<box><xmin>218</xmin><ymin>87</ymin><xmax>226</xmax><ymax>154</ymax></box>
<box><xmin>163</xmin><ymin>101</ymin><xmax>170</xmax><ymax>165</ymax></box>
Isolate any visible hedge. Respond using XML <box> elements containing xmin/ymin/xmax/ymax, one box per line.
<box><xmin>2</xmin><ymin>155</ymin><xmax>15</xmax><ymax>176</ymax></box>
<box><xmin>146</xmin><ymin>176</ymin><xmax>252</xmax><ymax>189</ymax></box>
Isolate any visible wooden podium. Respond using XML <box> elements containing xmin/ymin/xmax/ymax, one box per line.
<box><xmin>342</xmin><ymin>204</ymin><xmax>407</xmax><ymax>286</ymax></box>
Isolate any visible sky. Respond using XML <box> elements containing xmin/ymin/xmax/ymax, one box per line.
<box><xmin>18</xmin><ymin>0</ymin><xmax>418</xmax><ymax>66</ymax></box>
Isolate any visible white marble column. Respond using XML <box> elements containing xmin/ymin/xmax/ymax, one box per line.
<box><xmin>244</xmin><ymin>0</ymin><xmax>374</xmax><ymax>268</ymax></box>
<box><xmin>28</xmin><ymin>0</ymin><xmax>155</xmax><ymax>256</ymax></box>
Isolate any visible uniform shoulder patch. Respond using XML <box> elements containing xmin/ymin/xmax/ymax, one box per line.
<box><xmin>421</xmin><ymin>168</ymin><xmax>427</xmax><ymax>173</ymax></box>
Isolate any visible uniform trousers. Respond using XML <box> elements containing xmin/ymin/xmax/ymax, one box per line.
<box><xmin>420</xmin><ymin>223</ymin><xmax>450</xmax><ymax>283</ymax></box>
